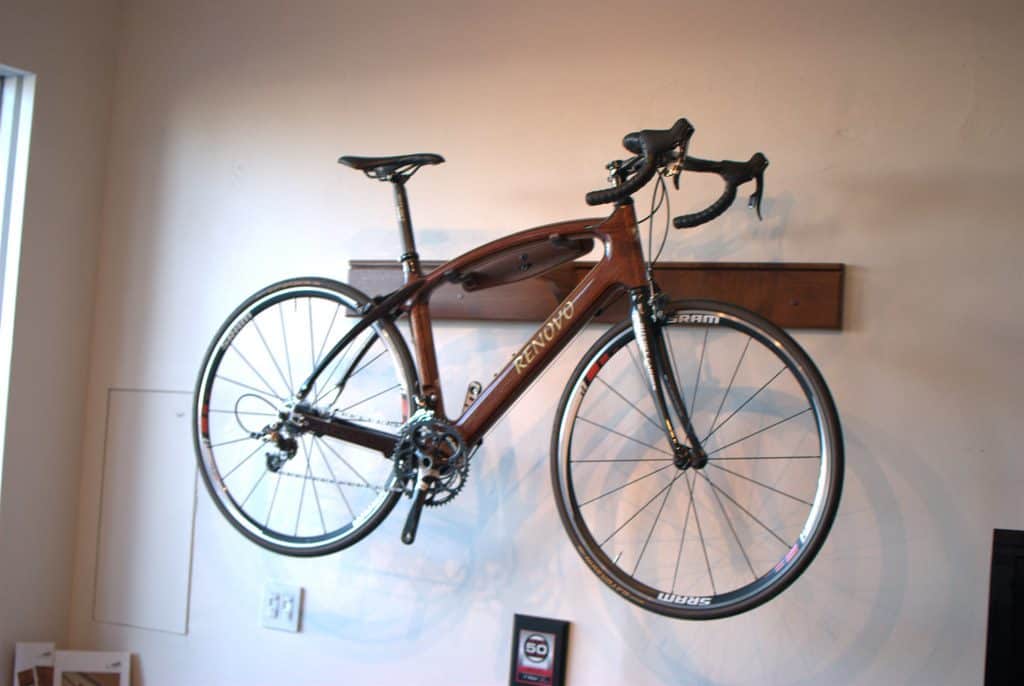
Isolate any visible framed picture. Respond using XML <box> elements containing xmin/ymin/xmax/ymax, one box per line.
<box><xmin>13</xmin><ymin>643</ymin><xmax>55</xmax><ymax>686</ymax></box>
<box><xmin>508</xmin><ymin>614</ymin><xmax>570</xmax><ymax>686</ymax></box>
<box><xmin>53</xmin><ymin>651</ymin><xmax>130</xmax><ymax>686</ymax></box>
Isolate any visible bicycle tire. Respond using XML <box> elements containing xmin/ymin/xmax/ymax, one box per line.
<box><xmin>193</xmin><ymin>277</ymin><xmax>417</xmax><ymax>556</ymax></box>
<box><xmin>551</xmin><ymin>299</ymin><xmax>843</xmax><ymax>619</ymax></box>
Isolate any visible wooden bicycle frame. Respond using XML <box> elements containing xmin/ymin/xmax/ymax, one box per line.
<box><xmin>296</xmin><ymin>201</ymin><xmax>652</xmax><ymax>452</ymax></box>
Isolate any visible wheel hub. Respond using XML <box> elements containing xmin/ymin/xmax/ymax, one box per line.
<box><xmin>672</xmin><ymin>443</ymin><xmax>708</xmax><ymax>471</ymax></box>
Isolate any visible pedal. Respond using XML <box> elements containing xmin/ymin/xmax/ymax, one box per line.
<box><xmin>462</xmin><ymin>381</ymin><xmax>482</xmax><ymax>412</ymax></box>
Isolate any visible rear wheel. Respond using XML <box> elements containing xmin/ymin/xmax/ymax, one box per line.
<box><xmin>194</xmin><ymin>277</ymin><xmax>417</xmax><ymax>556</ymax></box>
<box><xmin>552</xmin><ymin>299</ymin><xmax>842</xmax><ymax>619</ymax></box>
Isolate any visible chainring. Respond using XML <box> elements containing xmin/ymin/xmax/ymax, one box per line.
<box><xmin>391</xmin><ymin>413</ymin><xmax>471</xmax><ymax>507</ymax></box>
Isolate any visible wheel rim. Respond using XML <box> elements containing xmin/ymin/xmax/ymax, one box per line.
<box><xmin>555</xmin><ymin>305</ymin><xmax>839</xmax><ymax>616</ymax></box>
<box><xmin>195</xmin><ymin>284</ymin><xmax>411</xmax><ymax>553</ymax></box>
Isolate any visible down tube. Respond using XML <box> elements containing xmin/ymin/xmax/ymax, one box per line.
<box><xmin>454</xmin><ymin>269</ymin><xmax>624</xmax><ymax>444</ymax></box>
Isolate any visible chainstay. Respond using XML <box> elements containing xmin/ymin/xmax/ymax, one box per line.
<box><xmin>329</xmin><ymin>411</ymin><xmax>404</xmax><ymax>428</ymax></box>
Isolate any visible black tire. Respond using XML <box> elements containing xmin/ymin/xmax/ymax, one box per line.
<box><xmin>193</xmin><ymin>277</ymin><xmax>417</xmax><ymax>556</ymax></box>
<box><xmin>551</xmin><ymin>300</ymin><xmax>843</xmax><ymax>619</ymax></box>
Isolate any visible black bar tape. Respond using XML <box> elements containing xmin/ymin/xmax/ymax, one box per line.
<box><xmin>673</xmin><ymin>182</ymin><xmax>738</xmax><ymax>228</ymax></box>
<box><xmin>585</xmin><ymin>118</ymin><xmax>694</xmax><ymax>206</ymax></box>
<box><xmin>672</xmin><ymin>153</ymin><xmax>768</xmax><ymax>228</ymax></box>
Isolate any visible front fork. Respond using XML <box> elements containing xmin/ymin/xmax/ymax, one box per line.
<box><xmin>628</xmin><ymin>288</ymin><xmax>708</xmax><ymax>470</ymax></box>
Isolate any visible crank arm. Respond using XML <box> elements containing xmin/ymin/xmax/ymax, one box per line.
<box><xmin>401</xmin><ymin>467</ymin><xmax>437</xmax><ymax>545</ymax></box>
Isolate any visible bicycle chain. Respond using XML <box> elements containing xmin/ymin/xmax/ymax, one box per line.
<box><xmin>274</xmin><ymin>469</ymin><xmax>391</xmax><ymax>493</ymax></box>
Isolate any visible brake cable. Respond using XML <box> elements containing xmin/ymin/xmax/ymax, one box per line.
<box><xmin>644</xmin><ymin>174</ymin><xmax>672</xmax><ymax>290</ymax></box>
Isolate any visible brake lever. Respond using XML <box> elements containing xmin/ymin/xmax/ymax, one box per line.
<box><xmin>746</xmin><ymin>153</ymin><xmax>769</xmax><ymax>220</ymax></box>
<box><xmin>665</xmin><ymin>148</ymin><xmax>686</xmax><ymax>190</ymax></box>
<box><xmin>606</xmin><ymin>155</ymin><xmax>645</xmax><ymax>187</ymax></box>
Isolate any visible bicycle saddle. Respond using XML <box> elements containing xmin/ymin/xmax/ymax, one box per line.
<box><xmin>338</xmin><ymin>153</ymin><xmax>445</xmax><ymax>180</ymax></box>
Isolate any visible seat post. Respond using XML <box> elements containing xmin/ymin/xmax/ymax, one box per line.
<box><xmin>391</xmin><ymin>177</ymin><xmax>421</xmax><ymax>280</ymax></box>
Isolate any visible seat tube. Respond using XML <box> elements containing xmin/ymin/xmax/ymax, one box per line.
<box><xmin>408</xmin><ymin>299</ymin><xmax>445</xmax><ymax>417</ymax></box>
<box><xmin>390</xmin><ymin>177</ymin><xmax>444</xmax><ymax>414</ymax></box>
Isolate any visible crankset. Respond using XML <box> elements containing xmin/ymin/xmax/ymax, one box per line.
<box><xmin>391</xmin><ymin>412</ymin><xmax>474</xmax><ymax>544</ymax></box>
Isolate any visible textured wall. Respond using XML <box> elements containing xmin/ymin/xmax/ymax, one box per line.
<box><xmin>65</xmin><ymin>0</ymin><xmax>1024</xmax><ymax>684</ymax></box>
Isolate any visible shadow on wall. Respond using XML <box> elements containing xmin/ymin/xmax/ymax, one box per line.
<box><xmin>295</xmin><ymin>324</ymin><xmax>564</xmax><ymax>652</ymax></box>
<box><xmin>659</xmin><ymin>191</ymin><xmax>794</xmax><ymax>263</ymax></box>
<box><xmin>592</xmin><ymin>410</ymin><xmax>972</xmax><ymax>685</ymax></box>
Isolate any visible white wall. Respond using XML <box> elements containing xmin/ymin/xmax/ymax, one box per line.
<box><xmin>64</xmin><ymin>0</ymin><xmax>1024</xmax><ymax>684</ymax></box>
<box><xmin>0</xmin><ymin>0</ymin><xmax>119</xmax><ymax>672</ymax></box>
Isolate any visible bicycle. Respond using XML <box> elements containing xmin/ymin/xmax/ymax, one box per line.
<box><xmin>193</xmin><ymin>118</ymin><xmax>843</xmax><ymax>619</ymax></box>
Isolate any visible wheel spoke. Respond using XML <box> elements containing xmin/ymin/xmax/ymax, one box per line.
<box><xmin>309</xmin><ymin>465</ymin><xmax>328</xmax><ymax>536</ymax></box>
<box><xmin>252</xmin><ymin>318</ymin><xmax>295</xmax><ymax>397</ymax></box>
<box><xmin>706</xmin><ymin>407</ymin><xmax>813</xmax><ymax>458</ymax></box>
<box><xmin>221</xmin><ymin>443</ymin><xmax>265</xmax><ymax>480</ymax></box>
<box><xmin>665</xmin><ymin>328</ymin><xmax>686</xmax><ymax>414</ymax></box>
<box><xmin>696</xmin><ymin>471</ymin><xmax>789</xmax><ymax>547</ymax></box>
<box><xmin>210</xmin><ymin>435</ymin><xmax>257</xmax><ymax>449</ymax></box>
<box><xmin>708</xmin><ymin>461</ymin><xmax>814</xmax><ymax>506</ymax></box>
<box><xmin>579</xmin><ymin>463</ymin><xmax>674</xmax><ymax>507</ymax></box>
<box><xmin>703</xmin><ymin>366</ymin><xmax>786</xmax><ymax>443</ymax></box>
<box><xmin>278</xmin><ymin>303</ymin><xmax>294</xmax><ymax>393</ymax></box>
<box><xmin>264</xmin><ymin>472</ymin><xmax>283</xmax><ymax>527</ymax></box>
<box><xmin>316</xmin><ymin>435</ymin><xmax>372</xmax><ymax>486</ymax></box>
<box><xmin>626</xmin><ymin>342</ymin><xmax>648</xmax><ymax>386</ymax></box>
<box><xmin>705</xmin><ymin>470</ymin><xmax>756</xmax><ymax>580</ymax></box>
<box><xmin>571</xmin><ymin>458</ymin><xmax>672</xmax><ymax>463</ymax></box>
<box><xmin>312</xmin><ymin>329</ymin><xmax>360</xmax><ymax>405</ymax></box>
<box><xmin>706</xmin><ymin>337</ymin><xmax>751</xmax><ymax>442</ymax></box>
<box><xmin>208</xmin><ymin>408</ymin><xmax>278</xmax><ymax>417</ymax></box>
<box><xmin>599</xmin><ymin>471</ymin><xmax>681</xmax><ymax>548</ymax></box>
<box><xmin>308</xmin><ymin>298</ymin><xmax>316</xmax><ymax>371</ymax></box>
<box><xmin>297</xmin><ymin>436</ymin><xmax>328</xmax><ymax>536</ymax></box>
<box><xmin>687</xmin><ymin>472</ymin><xmax>716</xmax><ymax>594</ymax></box>
<box><xmin>313</xmin><ymin>438</ymin><xmax>356</xmax><ymax>520</ymax></box>
<box><xmin>690</xmin><ymin>325</ymin><xmax>709</xmax><ymax>411</ymax></box>
<box><xmin>240</xmin><ymin>468</ymin><xmax>269</xmax><ymax>509</ymax></box>
<box><xmin>294</xmin><ymin>438</ymin><xmax>312</xmax><ymax>536</ymax></box>
<box><xmin>313</xmin><ymin>333</ymin><xmax>379</xmax><ymax>407</ymax></box>
<box><xmin>315</xmin><ymin>303</ymin><xmax>343</xmax><ymax>368</ymax></box>
<box><xmin>594</xmin><ymin>376</ymin><xmax>662</xmax><ymax>432</ymax></box>
<box><xmin>216</xmin><ymin>375</ymin><xmax>285</xmax><ymax>403</ymax></box>
<box><xmin>633</xmin><ymin>472</ymin><xmax>681</xmax><ymax>576</ymax></box>
<box><xmin>335</xmin><ymin>383</ymin><xmax>402</xmax><ymax>415</ymax></box>
<box><xmin>349</xmin><ymin>346</ymin><xmax>386</xmax><ymax>381</ymax></box>
<box><xmin>712</xmin><ymin>455</ymin><xmax>820</xmax><ymax>461</ymax></box>
<box><xmin>671</xmin><ymin>472</ymin><xmax>694</xmax><ymax>593</ymax></box>
<box><xmin>575</xmin><ymin>416</ymin><xmax>674</xmax><ymax>456</ymax></box>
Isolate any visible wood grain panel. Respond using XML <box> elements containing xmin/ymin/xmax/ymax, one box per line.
<box><xmin>349</xmin><ymin>260</ymin><xmax>844</xmax><ymax>329</ymax></box>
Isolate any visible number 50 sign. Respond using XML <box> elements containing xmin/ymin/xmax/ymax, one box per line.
<box><xmin>509</xmin><ymin>615</ymin><xmax>570</xmax><ymax>686</ymax></box>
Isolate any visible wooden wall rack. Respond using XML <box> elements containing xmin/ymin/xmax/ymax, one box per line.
<box><xmin>349</xmin><ymin>261</ymin><xmax>844</xmax><ymax>330</ymax></box>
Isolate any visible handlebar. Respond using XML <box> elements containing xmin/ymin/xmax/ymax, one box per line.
<box><xmin>673</xmin><ymin>153</ymin><xmax>768</xmax><ymax>229</ymax></box>
<box><xmin>584</xmin><ymin>118</ymin><xmax>694</xmax><ymax>206</ymax></box>
<box><xmin>584</xmin><ymin>118</ymin><xmax>769</xmax><ymax>231</ymax></box>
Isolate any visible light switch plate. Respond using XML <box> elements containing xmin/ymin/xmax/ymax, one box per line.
<box><xmin>261</xmin><ymin>582</ymin><xmax>302</xmax><ymax>632</ymax></box>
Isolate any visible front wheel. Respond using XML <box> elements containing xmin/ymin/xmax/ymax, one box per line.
<box><xmin>551</xmin><ymin>300</ymin><xmax>843</xmax><ymax>619</ymax></box>
<box><xmin>193</xmin><ymin>277</ymin><xmax>417</xmax><ymax>556</ymax></box>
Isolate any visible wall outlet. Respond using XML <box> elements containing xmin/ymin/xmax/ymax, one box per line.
<box><xmin>261</xmin><ymin>582</ymin><xmax>302</xmax><ymax>632</ymax></box>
